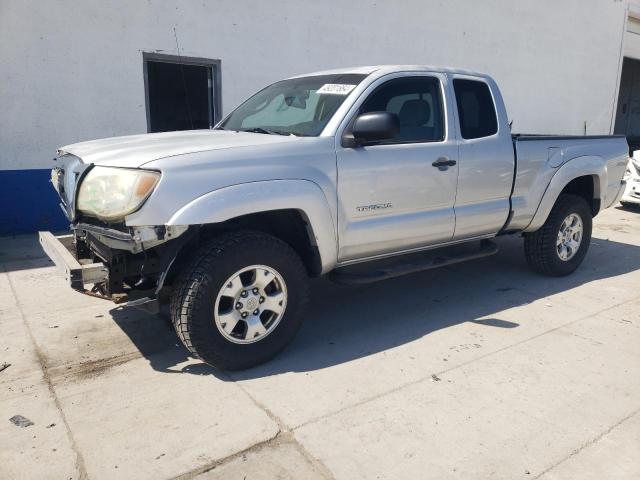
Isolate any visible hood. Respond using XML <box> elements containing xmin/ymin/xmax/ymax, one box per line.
<box><xmin>58</xmin><ymin>129</ymin><xmax>300</xmax><ymax>168</ymax></box>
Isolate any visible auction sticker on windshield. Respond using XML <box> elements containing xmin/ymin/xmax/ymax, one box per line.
<box><xmin>317</xmin><ymin>84</ymin><xmax>357</xmax><ymax>95</ymax></box>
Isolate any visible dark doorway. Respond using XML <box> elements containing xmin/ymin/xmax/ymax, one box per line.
<box><xmin>614</xmin><ymin>57</ymin><xmax>640</xmax><ymax>153</ymax></box>
<box><xmin>144</xmin><ymin>54</ymin><xmax>221</xmax><ymax>133</ymax></box>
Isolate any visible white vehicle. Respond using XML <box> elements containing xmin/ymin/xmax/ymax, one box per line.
<box><xmin>621</xmin><ymin>153</ymin><xmax>640</xmax><ymax>206</ymax></box>
<box><xmin>39</xmin><ymin>65</ymin><xmax>628</xmax><ymax>370</ymax></box>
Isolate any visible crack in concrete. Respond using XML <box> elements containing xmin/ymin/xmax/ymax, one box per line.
<box><xmin>531</xmin><ymin>407</ymin><xmax>640</xmax><ymax>479</ymax></box>
<box><xmin>227</xmin><ymin>372</ymin><xmax>337</xmax><ymax>480</ymax></box>
<box><xmin>161</xmin><ymin>370</ymin><xmax>336</xmax><ymax>480</ymax></box>
<box><xmin>5</xmin><ymin>266</ymin><xmax>90</xmax><ymax>480</ymax></box>
<box><xmin>168</xmin><ymin>429</ymin><xmax>282</xmax><ymax>480</ymax></box>
<box><xmin>167</xmin><ymin>429</ymin><xmax>335</xmax><ymax>480</ymax></box>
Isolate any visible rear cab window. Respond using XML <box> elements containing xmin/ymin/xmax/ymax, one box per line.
<box><xmin>453</xmin><ymin>79</ymin><xmax>498</xmax><ymax>139</ymax></box>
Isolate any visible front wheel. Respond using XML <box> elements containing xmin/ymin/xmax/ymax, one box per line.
<box><xmin>524</xmin><ymin>194</ymin><xmax>592</xmax><ymax>276</ymax></box>
<box><xmin>170</xmin><ymin>231</ymin><xmax>309</xmax><ymax>370</ymax></box>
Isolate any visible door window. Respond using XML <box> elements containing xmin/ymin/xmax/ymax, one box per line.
<box><xmin>453</xmin><ymin>79</ymin><xmax>498</xmax><ymax>139</ymax></box>
<box><xmin>359</xmin><ymin>77</ymin><xmax>445</xmax><ymax>143</ymax></box>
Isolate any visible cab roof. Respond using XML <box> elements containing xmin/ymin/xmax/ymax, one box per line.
<box><xmin>289</xmin><ymin>65</ymin><xmax>490</xmax><ymax>79</ymax></box>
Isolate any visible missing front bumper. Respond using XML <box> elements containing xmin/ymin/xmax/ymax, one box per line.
<box><xmin>38</xmin><ymin>231</ymin><xmax>157</xmax><ymax>309</ymax></box>
<box><xmin>38</xmin><ymin>231</ymin><xmax>107</xmax><ymax>291</ymax></box>
<box><xmin>39</xmin><ymin>226</ymin><xmax>197</xmax><ymax>310</ymax></box>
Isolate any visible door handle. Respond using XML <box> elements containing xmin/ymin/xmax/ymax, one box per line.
<box><xmin>432</xmin><ymin>157</ymin><xmax>457</xmax><ymax>170</ymax></box>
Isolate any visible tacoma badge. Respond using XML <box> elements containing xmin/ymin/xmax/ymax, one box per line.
<box><xmin>356</xmin><ymin>203</ymin><xmax>393</xmax><ymax>212</ymax></box>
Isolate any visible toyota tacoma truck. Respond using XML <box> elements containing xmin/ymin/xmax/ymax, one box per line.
<box><xmin>39</xmin><ymin>65</ymin><xmax>628</xmax><ymax>370</ymax></box>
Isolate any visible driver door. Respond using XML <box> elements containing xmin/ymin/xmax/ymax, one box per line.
<box><xmin>336</xmin><ymin>73</ymin><xmax>459</xmax><ymax>262</ymax></box>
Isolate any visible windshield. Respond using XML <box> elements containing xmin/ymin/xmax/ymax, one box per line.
<box><xmin>218</xmin><ymin>73</ymin><xmax>367</xmax><ymax>137</ymax></box>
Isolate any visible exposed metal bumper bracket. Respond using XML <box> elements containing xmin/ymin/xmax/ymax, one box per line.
<box><xmin>38</xmin><ymin>232</ymin><xmax>107</xmax><ymax>291</ymax></box>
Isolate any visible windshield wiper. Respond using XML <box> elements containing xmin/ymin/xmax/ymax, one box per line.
<box><xmin>239</xmin><ymin>127</ymin><xmax>291</xmax><ymax>136</ymax></box>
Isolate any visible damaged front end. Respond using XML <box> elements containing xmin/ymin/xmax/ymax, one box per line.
<box><xmin>40</xmin><ymin>223</ymin><xmax>196</xmax><ymax>310</ymax></box>
<box><xmin>40</xmin><ymin>153</ymin><xmax>195</xmax><ymax>310</ymax></box>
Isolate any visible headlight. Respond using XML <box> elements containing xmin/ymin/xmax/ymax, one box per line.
<box><xmin>76</xmin><ymin>166</ymin><xmax>160</xmax><ymax>221</ymax></box>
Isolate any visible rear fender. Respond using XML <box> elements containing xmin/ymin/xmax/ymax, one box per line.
<box><xmin>524</xmin><ymin>155</ymin><xmax>604</xmax><ymax>233</ymax></box>
<box><xmin>167</xmin><ymin>180</ymin><xmax>338</xmax><ymax>273</ymax></box>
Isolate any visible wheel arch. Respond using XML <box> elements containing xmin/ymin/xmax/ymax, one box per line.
<box><xmin>524</xmin><ymin>156</ymin><xmax>605</xmax><ymax>233</ymax></box>
<box><xmin>165</xmin><ymin>180</ymin><xmax>338</xmax><ymax>275</ymax></box>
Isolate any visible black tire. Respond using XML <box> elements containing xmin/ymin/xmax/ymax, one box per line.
<box><xmin>524</xmin><ymin>194</ymin><xmax>592</xmax><ymax>276</ymax></box>
<box><xmin>169</xmin><ymin>230</ymin><xmax>309</xmax><ymax>370</ymax></box>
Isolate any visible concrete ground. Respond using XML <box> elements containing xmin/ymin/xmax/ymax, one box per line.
<box><xmin>1</xmin><ymin>205</ymin><xmax>639</xmax><ymax>480</ymax></box>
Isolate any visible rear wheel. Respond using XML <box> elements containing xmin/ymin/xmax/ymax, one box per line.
<box><xmin>170</xmin><ymin>231</ymin><xmax>309</xmax><ymax>370</ymax></box>
<box><xmin>524</xmin><ymin>194</ymin><xmax>592</xmax><ymax>276</ymax></box>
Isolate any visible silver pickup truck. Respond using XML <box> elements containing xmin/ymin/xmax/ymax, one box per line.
<box><xmin>39</xmin><ymin>65</ymin><xmax>628</xmax><ymax>370</ymax></box>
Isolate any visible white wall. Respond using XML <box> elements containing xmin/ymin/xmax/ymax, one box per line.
<box><xmin>625</xmin><ymin>2</ymin><xmax>640</xmax><ymax>59</ymax></box>
<box><xmin>0</xmin><ymin>0</ymin><xmax>629</xmax><ymax>171</ymax></box>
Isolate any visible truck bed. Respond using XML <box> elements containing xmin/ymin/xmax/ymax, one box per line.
<box><xmin>507</xmin><ymin>134</ymin><xmax>629</xmax><ymax>232</ymax></box>
<box><xmin>512</xmin><ymin>134</ymin><xmax>626</xmax><ymax>141</ymax></box>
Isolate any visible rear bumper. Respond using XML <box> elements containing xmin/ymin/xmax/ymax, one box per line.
<box><xmin>38</xmin><ymin>231</ymin><xmax>107</xmax><ymax>291</ymax></box>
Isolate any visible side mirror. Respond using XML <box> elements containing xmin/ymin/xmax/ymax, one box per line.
<box><xmin>343</xmin><ymin>112</ymin><xmax>400</xmax><ymax>148</ymax></box>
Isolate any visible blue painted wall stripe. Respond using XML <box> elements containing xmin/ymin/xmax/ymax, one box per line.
<box><xmin>0</xmin><ymin>169</ymin><xmax>68</xmax><ymax>235</ymax></box>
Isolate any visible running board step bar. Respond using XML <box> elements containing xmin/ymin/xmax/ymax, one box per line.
<box><xmin>329</xmin><ymin>240</ymin><xmax>498</xmax><ymax>285</ymax></box>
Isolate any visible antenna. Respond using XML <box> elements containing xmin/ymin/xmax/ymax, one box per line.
<box><xmin>173</xmin><ymin>26</ymin><xmax>194</xmax><ymax>130</ymax></box>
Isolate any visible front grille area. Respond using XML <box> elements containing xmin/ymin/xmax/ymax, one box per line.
<box><xmin>51</xmin><ymin>166</ymin><xmax>64</xmax><ymax>198</ymax></box>
<box><xmin>53</xmin><ymin>154</ymin><xmax>85</xmax><ymax>220</ymax></box>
